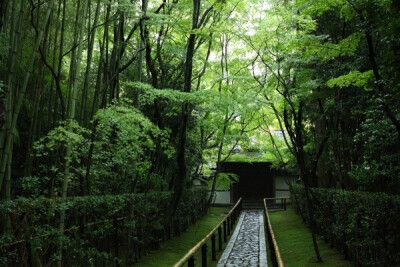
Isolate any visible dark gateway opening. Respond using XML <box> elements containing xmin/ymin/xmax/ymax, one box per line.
<box><xmin>219</xmin><ymin>162</ymin><xmax>297</xmax><ymax>203</ymax></box>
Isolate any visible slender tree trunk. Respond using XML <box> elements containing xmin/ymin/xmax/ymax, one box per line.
<box><xmin>57</xmin><ymin>1</ymin><xmax>88</xmax><ymax>265</ymax></box>
<box><xmin>208</xmin><ymin>113</ymin><xmax>229</xmax><ymax>204</ymax></box>
<box><xmin>1</xmin><ymin>143</ymin><xmax>13</xmax><ymax>232</ymax></box>
<box><xmin>0</xmin><ymin>0</ymin><xmax>54</xmax><ymax>193</ymax></box>
<box><xmin>352</xmin><ymin>8</ymin><xmax>400</xmax><ymax>147</ymax></box>
<box><xmin>101</xmin><ymin>3</ymin><xmax>111</xmax><ymax>108</ymax></box>
<box><xmin>302</xmin><ymin>173</ymin><xmax>322</xmax><ymax>262</ymax></box>
<box><xmin>80</xmin><ymin>0</ymin><xmax>101</xmax><ymax>126</ymax></box>
<box><xmin>53</xmin><ymin>0</ymin><xmax>67</xmax><ymax>124</ymax></box>
<box><xmin>133</xmin><ymin>38</ymin><xmax>143</xmax><ymax>107</ymax></box>
<box><xmin>281</xmin><ymin>99</ymin><xmax>323</xmax><ymax>262</ymax></box>
<box><xmin>66</xmin><ymin>0</ymin><xmax>81</xmax><ymax>116</ymax></box>
<box><xmin>91</xmin><ymin>30</ymin><xmax>105</xmax><ymax>117</ymax></box>
<box><xmin>24</xmin><ymin>73</ymin><xmax>40</xmax><ymax>177</ymax></box>
<box><xmin>208</xmin><ymin>147</ymin><xmax>223</xmax><ymax>204</ymax></box>
<box><xmin>171</xmin><ymin>0</ymin><xmax>201</xmax><ymax>215</ymax></box>
<box><xmin>0</xmin><ymin>0</ymin><xmax>8</xmax><ymax>32</ymax></box>
<box><xmin>0</xmin><ymin>0</ymin><xmax>17</xmax><ymax>195</ymax></box>
<box><xmin>292</xmin><ymin>102</ymin><xmax>323</xmax><ymax>261</ymax></box>
<box><xmin>47</xmin><ymin>0</ymin><xmax>61</xmax><ymax>125</ymax></box>
<box><xmin>24</xmin><ymin>15</ymin><xmax>52</xmax><ymax>177</ymax></box>
<box><xmin>208</xmin><ymin>38</ymin><xmax>230</xmax><ymax>204</ymax></box>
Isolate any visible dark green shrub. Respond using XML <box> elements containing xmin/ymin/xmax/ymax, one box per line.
<box><xmin>0</xmin><ymin>188</ymin><xmax>208</xmax><ymax>266</ymax></box>
<box><xmin>291</xmin><ymin>184</ymin><xmax>400</xmax><ymax>266</ymax></box>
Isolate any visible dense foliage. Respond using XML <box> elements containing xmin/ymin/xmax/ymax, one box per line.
<box><xmin>0</xmin><ymin>188</ymin><xmax>207</xmax><ymax>266</ymax></box>
<box><xmin>291</xmin><ymin>184</ymin><xmax>400</xmax><ymax>266</ymax></box>
<box><xmin>1</xmin><ymin>0</ymin><xmax>398</xmax><ymax>199</ymax></box>
<box><xmin>0</xmin><ymin>0</ymin><xmax>399</xmax><ymax>264</ymax></box>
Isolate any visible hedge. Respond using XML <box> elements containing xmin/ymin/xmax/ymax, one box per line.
<box><xmin>0</xmin><ymin>188</ymin><xmax>208</xmax><ymax>266</ymax></box>
<box><xmin>291</xmin><ymin>184</ymin><xmax>400</xmax><ymax>266</ymax></box>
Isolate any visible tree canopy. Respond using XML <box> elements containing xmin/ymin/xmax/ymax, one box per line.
<box><xmin>1</xmin><ymin>0</ymin><xmax>399</xmax><ymax>203</ymax></box>
<box><xmin>0</xmin><ymin>0</ymin><xmax>399</xmax><ymax>264</ymax></box>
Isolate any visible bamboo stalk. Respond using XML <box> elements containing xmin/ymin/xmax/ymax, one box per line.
<box><xmin>0</xmin><ymin>0</ymin><xmax>55</xmax><ymax>192</ymax></box>
<box><xmin>57</xmin><ymin>1</ymin><xmax>88</xmax><ymax>265</ymax></box>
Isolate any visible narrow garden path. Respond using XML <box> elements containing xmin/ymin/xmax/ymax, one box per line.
<box><xmin>217</xmin><ymin>210</ymin><xmax>267</xmax><ymax>267</ymax></box>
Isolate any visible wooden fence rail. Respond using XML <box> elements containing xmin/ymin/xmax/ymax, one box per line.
<box><xmin>174</xmin><ymin>198</ymin><xmax>242</xmax><ymax>267</ymax></box>
<box><xmin>264</xmin><ymin>196</ymin><xmax>289</xmax><ymax>211</ymax></box>
<box><xmin>264</xmin><ymin>197</ymin><xmax>287</xmax><ymax>267</ymax></box>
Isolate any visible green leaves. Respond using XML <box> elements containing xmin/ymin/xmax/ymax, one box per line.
<box><xmin>0</xmin><ymin>188</ymin><xmax>208</xmax><ymax>266</ymax></box>
<box><xmin>0</xmin><ymin>80</ymin><xmax>4</xmax><ymax>95</ymax></box>
<box><xmin>212</xmin><ymin>172</ymin><xmax>239</xmax><ymax>190</ymax></box>
<box><xmin>327</xmin><ymin>70</ymin><xmax>374</xmax><ymax>90</ymax></box>
<box><xmin>291</xmin><ymin>185</ymin><xmax>400</xmax><ymax>266</ymax></box>
<box><xmin>125</xmin><ymin>81</ymin><xmax>201</xmax><ymax>105</ymax></box>
<box><xmin>91</xmin><ymin>103</ymin><xmax>173</xmax><ymax>194</ymax></box>
<box><xmin>34</xmin><ymin>120</ymin><xmax>89</xmax><ymax>159</ymax></box>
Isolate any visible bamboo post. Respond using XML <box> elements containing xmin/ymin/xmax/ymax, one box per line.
<box><xmin>223</xmin><ymin>221</ymin><xmax>227</xmax><ymax>242</ymax></box>
<box><xmin>264</xmin><ymin>198</ymin><xmax>285</xmax><ymax>267</ymax></box>
<box><xmin>211</xmin><ymin>234</ymin><xmax>216</xmax><ymax>261</ymax></box>
<box><xmin>218</xmin><ymin>226</ymin><xmax>222</xmax><ymax>251</ymax></box>
<box><xmin>173</xmin><ymin>198</ymin><xmax>242</xmax><ymax>267</ymax></box>
<box><xmin>201</xmin><ymin>243</ymin><xmax>207</xmax><ymax>267</ymax></box>
<box><xmin>188</xmin><ymin>256</ymin><xmax>194</xmax><ymax>267</ymax></box>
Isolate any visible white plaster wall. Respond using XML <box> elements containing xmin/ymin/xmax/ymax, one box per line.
<box><xmin>274</xmin><ymin>176</ymin><xmax>297</xmax><ymax>198</ymax></box>
<box><xmin>208</xmin><ymin>191</ymin><xmax>231</xmax><ymax>204</ymax></box>
<box><xmin>193</xmin><ymin>180</ymin><xmax>201</xmax><ymax>186</ymax></box>
<box><xmin>275</xmin><ymin>190</ymin><xmax>290</xmax><ymax>198</ymax></box>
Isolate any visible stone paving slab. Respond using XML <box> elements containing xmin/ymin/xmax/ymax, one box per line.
<box><xmin>217</xmin><ymin>210</ymin><xmax>267</xmax><ymax>267</ymax></box>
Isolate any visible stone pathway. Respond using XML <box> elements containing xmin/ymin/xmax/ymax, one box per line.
<box><xmin>217</xmin><ymin>210</ymin><xmax>267</xmax><ymax>267</ymax></box>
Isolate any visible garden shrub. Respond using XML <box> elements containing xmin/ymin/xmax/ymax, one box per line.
<box><xmin>291</xmin><ymin>184</ymin><xmax>400</xmax><ymax>266</ymax></box>
<box><xmin>0</xmin><ymin>187</ymin><xmax>208</xmax><ymax>266</ymax></box>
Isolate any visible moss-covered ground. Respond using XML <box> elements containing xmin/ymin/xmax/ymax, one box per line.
<box><xmin>269</xmin><ymin>208</ymin><xmax>353</xmax><ymax>267</ymax></box>
<box><xmin>133</xmin><ymin>207</ymin><xmax>234</xmax><ymax>266</ymax></box>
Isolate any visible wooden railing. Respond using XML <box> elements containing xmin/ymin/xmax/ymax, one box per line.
<box><xmin>174</xmin><ymin>198</ymin><xmax>242</xmax><ymax>267</ymax></box>
<box><xmin>264</xmin><ymin>197</ymin><xmax>288</xmax><ymax>267</ymax></box>
<box><xmin>265</xmin><ymin>196</ymin><xmax>289</xmax><ymax>211</ymax></box>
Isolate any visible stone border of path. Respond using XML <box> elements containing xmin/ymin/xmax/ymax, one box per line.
<box><xmin>217</xmin><ymin>211</ymin><xmax>268</xmax><ymax>267</ymax></box>
<box><xmin>259</xmin><ymin>212</ymin><xmax>268</xmax><ymax>266</ymax></box>
<box><xmin>217</xmin><ymin>212</ymin><xmax>245</xmax><ymax>266</ymax></box>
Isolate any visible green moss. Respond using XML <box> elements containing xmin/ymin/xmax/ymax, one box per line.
<box><xmin>269</xmin><ymin>208</ymin><xmax>353</xmax><ymax>267</ymax></box>
<box><xmin>133</xmin><ymin>207</ymin><xmax>234</xmax><ymax>267</ymax></box>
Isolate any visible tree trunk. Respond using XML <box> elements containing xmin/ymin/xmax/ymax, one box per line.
<box><xmin>0</xmin><ymin>0</ymin><xmax>54</xmax><ymax>193</ymax></box>
<box><xmin>171</xmin><ymin>0</ymin><xmax>201</xmax><ymax>216</ymax></box>
<box><xmin>80</xmin><ymin>0</ymin><xmax>101</xmax><ymax>126</ymax></box>
<box><xmin>57</xmin><ymin>1</ymin><xmax>88</xmax><ymax>265</ymax></box>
